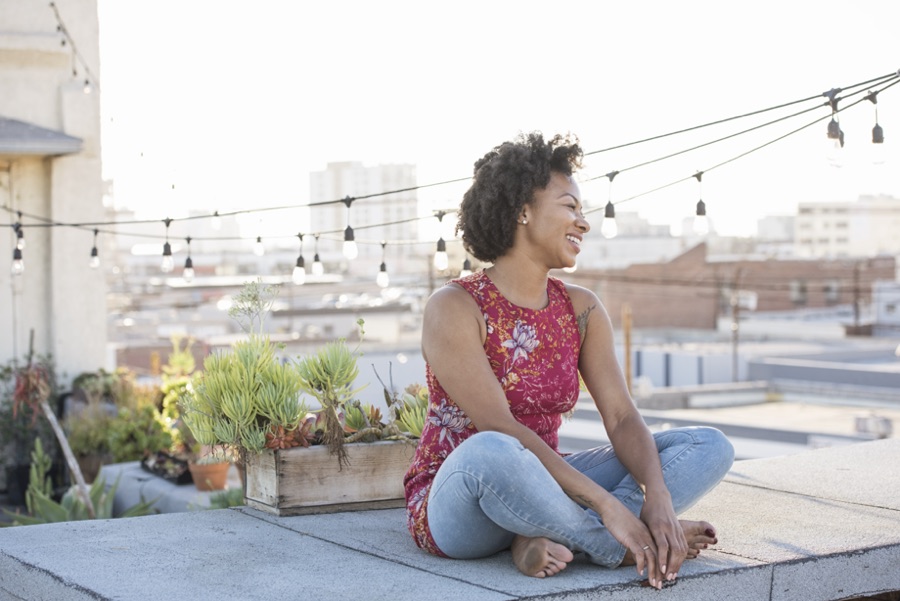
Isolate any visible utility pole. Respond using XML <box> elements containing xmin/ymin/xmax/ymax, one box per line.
<box><xmin>730</xmin><ymin>268</ymin><xmax>744</xmax><ymax>383</ymax></box>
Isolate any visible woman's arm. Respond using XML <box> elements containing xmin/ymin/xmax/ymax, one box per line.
<box><xmin>568</xmin><ymin>284</ymin><xmax>688</xmax><ymax>582</ymax></box>
<box><xmin>422</xmin><ymin>284</ymin><xmax>661</xmax><ymax>581</ymax></box>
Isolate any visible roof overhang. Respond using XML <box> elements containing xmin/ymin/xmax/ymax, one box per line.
<box><xmin>0</xmin><ymin>116</ymin><xmax>83</xmax><ymax>157</ymax></box>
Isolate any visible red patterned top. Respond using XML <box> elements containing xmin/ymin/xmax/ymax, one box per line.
<box><xmin>404</xmin><ymin>271</ymin><xmax>582</xmax><ymax>556</ymax></box>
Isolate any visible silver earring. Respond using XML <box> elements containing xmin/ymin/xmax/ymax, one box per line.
<box><xmin>520</xmin><ymin>218</ymin><xmax>528</xmax><ymax>225</ymax></box>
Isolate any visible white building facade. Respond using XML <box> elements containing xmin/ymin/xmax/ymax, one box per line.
<box><xmin>0</xmin><ymin>0</ymin><xmax>107</xmax><ymax>381</ymax></box>
<box><xmin>794</xmin><ymin>195</ymin><xmax>900</xmax><ymax>259</ymax></box>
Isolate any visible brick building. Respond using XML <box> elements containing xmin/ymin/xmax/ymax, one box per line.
<box><xmin>566</xmin><ymin>243</ymin><xmax>896</xmax><ymax>330</ymax></box>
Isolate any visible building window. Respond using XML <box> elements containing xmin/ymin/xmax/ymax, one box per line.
<box><xmin>823</xmin><ymin>280</ymin><xmax>840</xmax><ymax>305</ymax></box>
<box><xmin>790</xmin><ymin>280</ymin><xmax>808</xmax><ymax>305</ymax></box>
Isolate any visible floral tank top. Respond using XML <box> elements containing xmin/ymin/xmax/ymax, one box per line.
<box><xmin>404</xmin><ymin>271</ymin><xmax>582</xmax><ymax>556</ymax></box>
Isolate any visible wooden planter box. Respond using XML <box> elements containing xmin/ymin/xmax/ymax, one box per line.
<box><xmin>243</xmin><ymin>440</ymin><xmax>417</xmax><ymax>516</ymax></box>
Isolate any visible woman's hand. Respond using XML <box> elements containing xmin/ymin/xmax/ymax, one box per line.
<box><xmin>640</xmin><ymin>491</ymin><xmax>688</xmax><ymax>584</ymax></box>
<box><xmin>596</xmin><ymin>496</ymin><xmax>664</xmax><ymax>588</ymax></box>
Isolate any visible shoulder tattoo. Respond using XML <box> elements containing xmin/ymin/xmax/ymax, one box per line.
<box><xmin>576</xmin><ymin>304</ymin><xmax>596</xmax><ymax>340</ymax></box>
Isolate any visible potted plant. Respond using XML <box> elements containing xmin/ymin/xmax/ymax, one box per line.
<box><xmin>179</xmin><ymin>280</ymin><xmax>425</xmax><ymax>515</ymax></box>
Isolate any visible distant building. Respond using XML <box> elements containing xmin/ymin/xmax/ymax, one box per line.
<box><xmin>566</xmin><ymin>243</ymin><xmax>896</xmax><ymax>331</ymax></box>
<box><xmin>309</xmin><ymin>162</ymin><xmax>422</xmax><ymax>275</ymax></box>
<box><xmin>0</xmin><ymin>2</ymin><xmax>107</xmax><ymax>378</ymax></box>
<box><xmin>794</xmin><ymin>195</ymin><xmax>900</xmax><ymax>258</ymax></box>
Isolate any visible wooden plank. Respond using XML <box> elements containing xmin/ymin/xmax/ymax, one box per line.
<box><xmin>244</xmin><ymin>440</ymin><xmax>417</xmax><ymax>515</ymax></box>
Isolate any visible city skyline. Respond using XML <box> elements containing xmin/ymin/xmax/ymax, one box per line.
<box><xmin>97</xmin><ymin>1</ymin><xmax>900</xmax><ymax>241</ymax></box>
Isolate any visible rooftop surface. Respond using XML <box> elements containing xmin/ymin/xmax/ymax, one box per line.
<box><xmin>1</xmin><ymin>437</ymin><xmax>898</xmax><ymax>601</ymax></box>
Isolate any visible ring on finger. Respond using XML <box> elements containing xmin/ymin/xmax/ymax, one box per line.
<box><xmin>641</xmin><ymin>545</ymin><xmax>651</xmax><ymax>551</ymax></box>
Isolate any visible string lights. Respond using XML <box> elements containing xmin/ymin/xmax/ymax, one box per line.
<box><xmin>253</xmin><ymin>236</ymin><xmax>265</xmax><ymax>257</ymax></box>
<box><xmin>160</xmin><ymin>218</ymin><xmax>174</xmax><ymax>273</ymax></box>
<box><xmin>292</xmin><ymin>233</ymin><xmax>306</xmax><ymax>285</ymax></box>
<box><xmin>89</xmin><ymin>229</ymin><xmax>100</xmax><ymax>268</ymax></box>
<box><xmin>11</xmin><ymin>246</ymin><xmax>23</xmax><ymax>276</ymax></box>
<box><xmin>182</xmin><ymin>237</ymin><xmax>194</xmax><ymax>282</ymax></box>
<box><xmin>3</xmin><ymin>70</ymin><xmax>898</xmax><ymax>279</ymax></box>
<box><xmin>693</xmin><ymin>172</ymin><xmax>709</xmax><ymax>236</ymax></box>
<box><xmin>601</xmin><ymin>171</ymin><xmax>619</xmax><ymax>240</ymax></box>
<box><xmin>311</xmin><ymin>234</ymin><xmax>324</xmax><ymax>276</ymax></box>
<box><xmin>342</xmin><ymin>196</ymin><xmax>358</xmax><ymax>260</ymax></box>
<box><xmin>433</xmin><ymin>211</ymin><xmax>449</xmax><ymax>271</ymax></box>
<box><xmin>460</xmin><ymin>255</ymin><xmax>473</xmax><ymax>278</ymax></box>
<box><xmin>49</xmin><ymin>2</ymin><xmax>98</xmax><ymax>95</ymax></box>
<box><xmin>376</xmin><ymin>241</ymin><xmax>389</xmax><ymax>288</ymax></box>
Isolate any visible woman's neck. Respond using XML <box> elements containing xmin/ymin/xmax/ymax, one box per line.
<box><xmin>485</xmin><ymin>256</ymin><xmax>549</xmax><ymax>310</ymax></box>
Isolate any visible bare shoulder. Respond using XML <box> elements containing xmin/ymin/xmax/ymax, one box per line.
<box><xmin>562</xmin><ymin>283</ymin><xmax>609</xmax><ymax>341</ymax></box>
<box><xmin>425</xmin><ymin>283</ymin><xmax>479</xmax><ymax>317</ymax></box>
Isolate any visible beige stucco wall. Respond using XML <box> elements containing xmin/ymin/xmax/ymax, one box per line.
<box><xmin>0</xmin><ymin>0</ymin><xmax>108</xmax><ymax>383</ymax></box>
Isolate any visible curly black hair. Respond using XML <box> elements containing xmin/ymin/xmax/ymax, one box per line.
<box><xmin>456</xmin><ymin>132</ymin><xmax>583</xmax><ymax>263</ymax></box>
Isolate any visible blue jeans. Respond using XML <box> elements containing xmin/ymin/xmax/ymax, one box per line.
<box><xmin>426</xmin><ymin>427</ymin><xmax>734</xmax><ymax>567</ymax></box>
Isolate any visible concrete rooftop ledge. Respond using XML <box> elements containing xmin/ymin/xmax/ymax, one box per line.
<box><xmin>1</xmin><ymin>438</ymin><xmax>898</xmax><ymax>601</ymax></box>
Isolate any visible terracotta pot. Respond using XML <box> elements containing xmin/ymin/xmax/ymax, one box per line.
<box><xmin>188</xmin><ymin>461</ymin><xmax>230</xmax><ymax>491</ymax></box>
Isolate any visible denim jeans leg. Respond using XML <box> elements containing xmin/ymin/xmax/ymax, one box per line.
<box><xmin>427</xmin><ymin>431</ymin><xmax>624</xmax><ymax>567</ymax></box>
<box><xmin>564</xmin><ymin>426</ymin><xmax>735</xmax><ymax>564</ymax></box>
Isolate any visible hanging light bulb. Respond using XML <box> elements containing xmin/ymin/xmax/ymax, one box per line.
<box><xmin>253</xmin><ymin>236</ymin><xmax>265</xmax><ymax>257</ymax></box>
<box><xmin>692</xmin><ymin>172</ymin><xmax>709</xmax><ymax>236</ymax></box>
<box><xmin>160</xmin><ymin>218</ymin><xmax>174</xmax><ymax>273</ymax></box>
<box><xmin>210</xmin><ymin>211</ymin><xmax>222</xmax><ymax>231</ymax></box>
<box><xmin>433</xmin><ymin>237</ymin><xmax>449</xmax><ymax>271</ymax></box>
<box><xmin>341</xmin><ymin>196</ymin><xmax>358</xmax><ymax>260</ymax></box>
<box><xmin>601</xmin><ymin>171</ymin><xmax>619</xmax><ymax>239</ymax></box>
<box><xmin>292</xmin><ymin>233</ymin><xmax>306</xmax><ymax>285</ymax></box>
<box><xmin>824</xmin><ymin>90</ymin><xmax>844</xmax><ymax>167</ymax></box>
<box><xmin>868</xmin><ymin>90</ymin><xmax>886</xmax><ymax>165</ymax></box>
<box><xmin>182</xmin><ymin>237</ymin><xmax>194</xmax><ymax>282</ymax></box>
<box><xmin>343</xmin><ymin>226</ymin><xmax>358</xmax><ymax>260</ymax></box>
<box><xmin>311</xmin><ymin>234</ymin><xmax>324</xmax><ymax>276</ymax></box>
<box><xmin>182</xmin><ymin>256</ymin><xmax>194</xmax><ymax>282</ymax></box>
<box><xmin>161</xmin><ymin>241</ymin><xmax>174</xmax><ymax>273</ymax></box>
<box><xmin>460</xmin><ymin>256</ymin><xmax>473</xmax><ymax>278</ymax></box>
<box><xmin>83</xmin><ymin>79</ymin><xmax>92</xmax><ymax>94</ymax></box>
<box><xmin>11</xmin><ymin>247</ymin><xmax>24</xmax><ymax>276</ymax></box>
<box><xmin>89</xmin><ymin>229</ymin><xmax>100</xmax><ymax>269</ymax></box>
<box><xmin>14</xmin><ymin>217</ymin><xmax>25</xmax><ymax>250</ymax></box>
<box><xmin>376</xmin><ymin>241</ymin><xmax>389</xmax><ymax>288</ymax></box>
<box><xmin>601</xmin><ymin>201</ymin><xmax>618</xmax><ymax>239</ymax></box>
<box><xmin>376</xmin><ymin>262</ymin><xmax>390</xmax><ymax>288</ymax></box>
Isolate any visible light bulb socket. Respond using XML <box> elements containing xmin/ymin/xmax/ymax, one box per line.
<box><xmin>463</xmin><ymin>257</ymin><xmax>472</xmax><ymax>271</ymax></box>
<box><xmin>696</xmin><ymin>199</ymin><xmax>707</xmax><ymax>217</ymax></box>
<box><xmin>90</xmin><ymin>246</ymin><xmax>99</xmax><ymax>258</ymax></box>
<box><xmin>13</xmin><ymin>247</ymin><xmax>23</xmax><ymax>261</ymax></box>
<box><xmin>604</xmin><ymin>201</ymin><xmax>616</xmax><ymax>219</ymax></box>
<box><xmin>162</xmin><ymin>241</ymin><xmax>172</xmax><ymax>257</ymax></box>
<box><xmin>873</xmin><ymin>123</ymin><xmax>884</xmax><ymax>144</ymax></box>
<box><xmin>344</xmin><ymin>225</ymin><xmax>355</xmax><ymax>242</ymax></box>
<box><xmin>184</xmin><ymin>256</ymin><xmax>193</xmax><ymax>269</ymax></box>
<box><xmin>827</xmin><ymin>118</ymin><xmax>841</xmax><ymax>140</ymax></box>
<box><xmin>379</xmin><ymin>262</ymin><xmax>387</xmax><ymax>272</ymax></box>
<box><xmin>296</xmin><ymin>255</ymin><xmax>305</xmax><ymax>268</ymax></box>
<box><xmin>436</xmin><ymin>237</ymin><xmax>447</xmax><ymax>252</ymax></box>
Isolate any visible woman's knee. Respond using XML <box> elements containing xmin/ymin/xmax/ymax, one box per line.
<box><xmin>693</xmin><ymin>426</ymin><xmax>735</xmax><ymax>475</ymax></box>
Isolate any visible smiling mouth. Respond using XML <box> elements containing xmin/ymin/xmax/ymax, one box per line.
<box><xmin>566</xmin><ymin>235</ymin><xmax>581</xmax><ymax>249</ymax></box>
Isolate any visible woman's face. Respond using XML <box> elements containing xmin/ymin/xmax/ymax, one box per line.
<box><xmin>519</xmin><ymin>172</ymin><xmax>590</xmax><ymax>269</ymax></box>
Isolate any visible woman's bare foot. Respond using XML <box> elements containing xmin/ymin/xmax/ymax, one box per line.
<box><xmin>681</xmin><ymin>520</ymin><xmax>718</xmax><ymax>558</ymax></box>
<box><xmin>620</xmin><ymin>520</ymin><xmax>719</xmax><ymax>566</ymax></box>
<box><xmin>511</xmin><ymin>535</ymin><xmax>574</xmax><ymax>578</ymax></box>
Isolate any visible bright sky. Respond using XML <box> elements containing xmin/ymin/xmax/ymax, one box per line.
<box><xmin>97</xmin><ymin>0</ymin><xmax>899</xmax><ymax>240</ymax></box>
